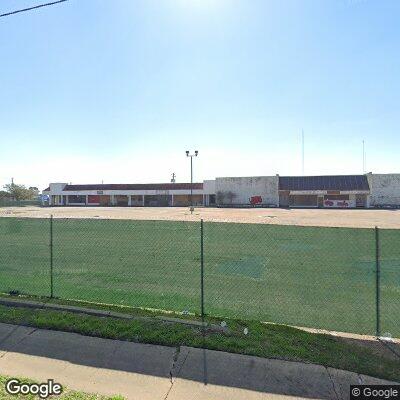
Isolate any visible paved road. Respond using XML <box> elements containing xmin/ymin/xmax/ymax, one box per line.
<box><xmin>0</xmin><ymin>323</ymin><xmax>395</xmax><ymax>399</ymax></box>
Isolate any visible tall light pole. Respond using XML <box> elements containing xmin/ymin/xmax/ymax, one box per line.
<box><xmin>362</xmin><ymin>140</ymin><xmax>366</xmax><ymax>173</ymax></box>
<box><xmin>186</xmin><ymin>150</ymin><xmax>198</xmax><ymax>213</ymax></box>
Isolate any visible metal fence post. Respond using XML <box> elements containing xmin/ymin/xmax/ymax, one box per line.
<box><xmin>201</xmin><ymin>219</ymin><xmax>204</xmax><ymax>321</ymax></box>
<box><xmin>50</xmin><ymin>215</ymin><xmax>54</xmax><ymax>298</ymax></box>
<box><xmin>375</xmin><ymin>226</ymin><xmax>381</xmax><ymax>337</ymax></box>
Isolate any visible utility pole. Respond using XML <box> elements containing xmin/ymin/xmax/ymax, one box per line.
<box><xmin>11</xmin><ymin>178</ymin><xmax>15</xmax><ymax>201</ymax></box>
<box><xmin>302</xmin><ymin>130</ymin><xmax>305</xmax><ymax>176</ymax></box>
<box><xmin>186</xmin><ymin>150</ymin><xmax>198</xmax><ymax>213</ymax></box>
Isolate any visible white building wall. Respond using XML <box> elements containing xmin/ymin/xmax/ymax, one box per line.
<box><xmin>203</xmin><ymin>180</ymin><xmax>216</xmax><ymax>194</ymax></box>
<box><xmin>348</xmin><ymin>194</ymin><xmax>357</xmax><ymax>208</ymax></box>
<box><xmin>367</xmin><ymin>173</ymin><xmax>400</xmax><ymax>207</ymax></box>
<box><xmin>49</xmin><ymin>183</ymin><xmax>68</xmax><ymax>194</ymax></box>
<box><xmin>215</xmin><ymin>176</ymin><xmax>279</xmax><ymax>206</ymax></box>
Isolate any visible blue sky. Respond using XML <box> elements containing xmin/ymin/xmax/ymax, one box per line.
<box><xmin>0</xmin><ymin>0</ymin><xmax>399</xmax><ymax>189</ymax></box>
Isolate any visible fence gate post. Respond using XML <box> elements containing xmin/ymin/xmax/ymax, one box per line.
<box><xmin>375</xmin><ymin>226</ymin><xmax>381</xmax><ymax>337</ymax></box>
<box><xmin>50</xmin><ymin>215</ymin><xmax>54</xmax><ymax>298</ymax></box>
<box><xmin>201</xmin><ymin>219</ymin><xmax>204</xmax><ymax>321</ymax></box>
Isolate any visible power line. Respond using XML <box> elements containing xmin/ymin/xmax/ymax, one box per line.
<box><xmin>0</xmin><ymin>0</ymin><xmax>68</xmax><ymax>18</ymax></box>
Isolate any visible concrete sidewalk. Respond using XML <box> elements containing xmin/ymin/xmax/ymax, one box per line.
<box><xmin>0</xmin><ymin>323</ymin><xmax>396</xmax><ymax>400</ymax></box>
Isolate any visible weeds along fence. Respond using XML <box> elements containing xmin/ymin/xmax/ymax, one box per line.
<box><xmin>0</xmin><ymin>217</ymin><xmax>398</xmax><ymax>338</ymax></box>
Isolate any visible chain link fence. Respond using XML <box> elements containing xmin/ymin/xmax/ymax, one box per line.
<box><xmin>0</xmin><ymin>218</ymin><xmax>50</xmax><ymax>297</ymax></box>
<box><xmin>52</xmin><ymin>218</ymin><xmax>200</xmax><ymax>312</ymax></box>
<box><xmin>0</xmin><ymin>216</ymin><xmax>398</xmax><ymax>338</ymax></box>
<box><xmin>0</xmin><ymin>199</ymin><xmax>41</xmax><ymax>207</ymax></box>
<box><xmin>204</xmin><ymin>222</ymin><xmax>378</xmax><ymax>335</ymax></box>
<box><xmin>379</xmin><ymin>228</ymin><xmax>400</xmax><ymax>338</ymax></box>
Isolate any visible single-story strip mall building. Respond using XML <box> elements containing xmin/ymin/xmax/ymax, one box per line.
<box><xmin>42</xmin><ymin>173</ymin><xmax>400</xmax><ymax>208</ymax></box>
<box><xmin>42</xmin><ymin>182</ymin><xmax>214</xmax><ymax>207</ymax></box>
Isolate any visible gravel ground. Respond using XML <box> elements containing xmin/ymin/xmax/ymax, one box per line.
<box><xmin>1</xmin><ymin>206</ymin><xmax>400</xmax><ymax>228</ymax></box>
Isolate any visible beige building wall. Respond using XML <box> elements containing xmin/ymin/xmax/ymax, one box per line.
<box><xmin>367</xmin><ymin>173</ymin><xmax>400</xmax><ymax>206</ymax></box>
<box><xmin>215</xmin><ymin>176</ymin><xmax>279</xmax><ymax>206</ymax></box>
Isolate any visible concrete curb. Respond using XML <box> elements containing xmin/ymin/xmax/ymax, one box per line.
<box><xmin>155</xmin><ymin>316</ymin><xmax>229</xmax><ymax>333</ymax></box>
<box><xmin>0</xmin><ymin>297</ymin><xmax>226</xmax><ymax>333</ymax></box>
<box><xmin>0</xmin><ymin>297</ymin><xmax>135</xmax><ymax>320</ymax></box>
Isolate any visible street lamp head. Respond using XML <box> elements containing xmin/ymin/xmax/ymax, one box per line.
<box><xmin>186</xmin><ymin>150</ymin><xmax>189</xmax><ymax>156</ymax></box>
<box><xmin>195</xmin><ymin>150</ymin><xmax>198</xmax><ymax>156</ymax></box>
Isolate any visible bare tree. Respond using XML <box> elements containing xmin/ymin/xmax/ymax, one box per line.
<box><xmin>3</xmin><ymin>183</ymin><xmax>37</xmax><ymax>200</ymax></box>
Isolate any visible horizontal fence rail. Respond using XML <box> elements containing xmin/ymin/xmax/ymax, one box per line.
<box><xmin>0</xmin><ymin>217</ymin><xmax>398</xmax><ymax>338</ymax></box>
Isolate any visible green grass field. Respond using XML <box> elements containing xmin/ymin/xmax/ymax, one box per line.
<box><xmin>0</xmin><ymin>217</ymin><xmax>399</xmax><ymax>337</ymax></box>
